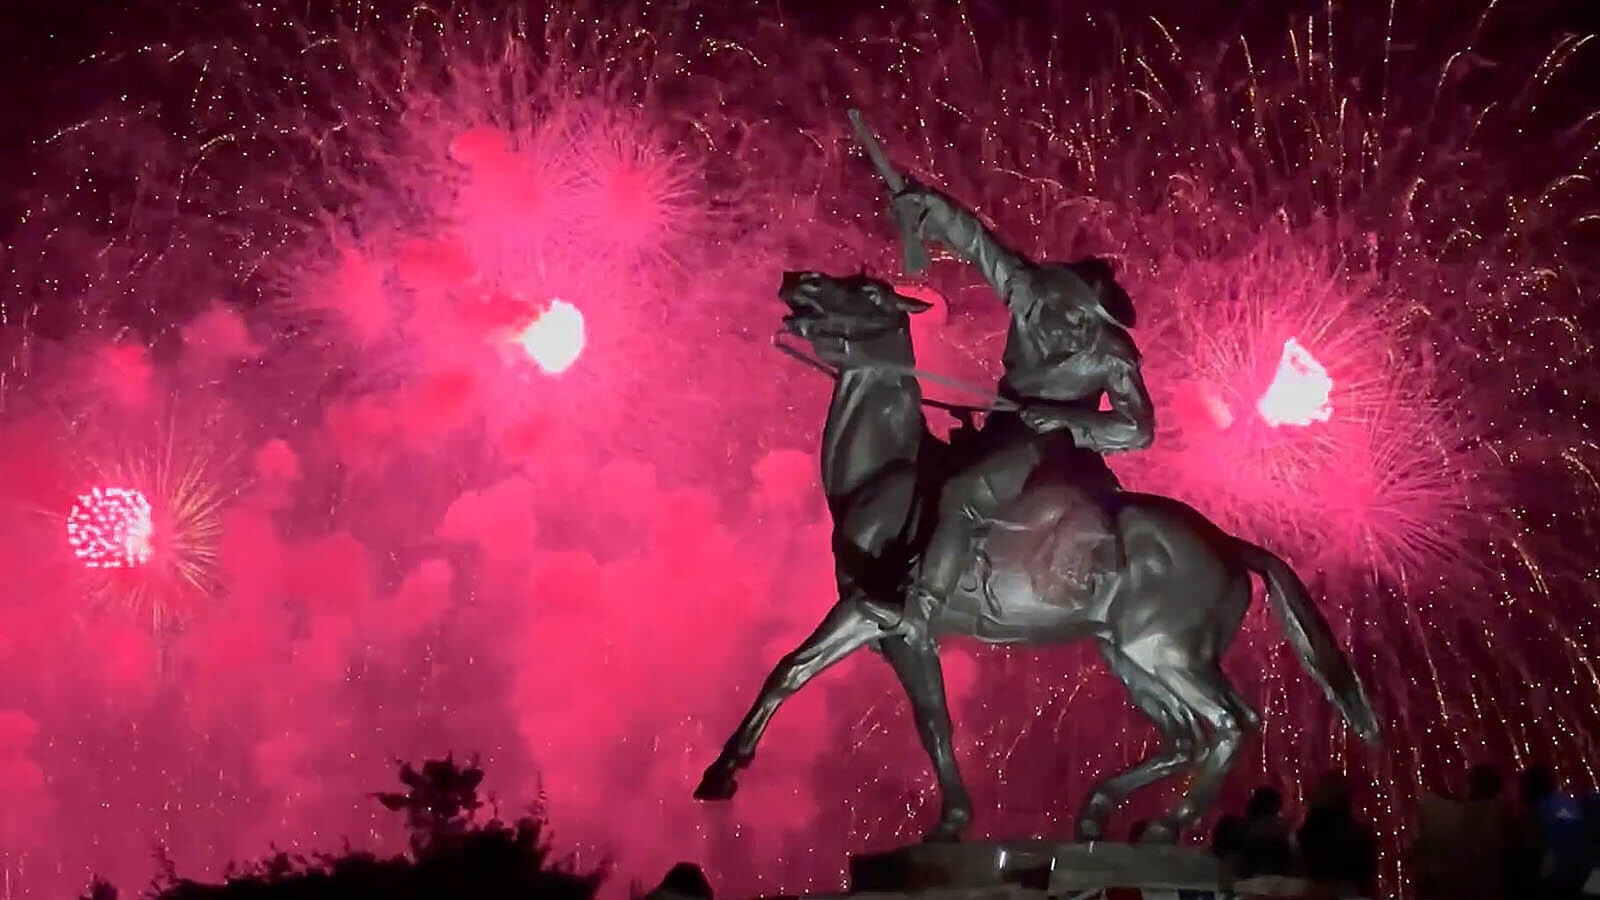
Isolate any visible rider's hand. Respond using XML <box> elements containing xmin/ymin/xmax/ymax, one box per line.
<box><xmin>894</xmin><ymin>176</ymin><xmax>926</xmax><ymax>197</ymax></box>
<box><xmin>890</xmin><ymin>188</ymin><xmax>927</xmax><ymax>228</ymax></box>
<box><xmin>1021</xmin><ymin>405</ymin><xmax>1063</xmax><ymax>433</ymax></box>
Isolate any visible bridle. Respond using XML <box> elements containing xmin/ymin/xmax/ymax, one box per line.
<box><xmin>771</xmin><ymin>328</ymin><xmax>1019</xmax><ymax>415</ymax></box>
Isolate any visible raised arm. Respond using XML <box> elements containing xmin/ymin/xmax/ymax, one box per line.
<box><xmin>894</xmin><ymin>187</ymin><xmax>1037</xmax><ymax>316</ymax></box>
<box><xmin>1020</xmin><ymin>354</ymin><xmax>1156</xmax><ymax>454</ymax></box>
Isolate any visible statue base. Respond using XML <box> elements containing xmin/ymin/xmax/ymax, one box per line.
<box><xmin>846</xmin><ymin>841</ymin><xmax>1225</xmax><ymax>895</ymax></box>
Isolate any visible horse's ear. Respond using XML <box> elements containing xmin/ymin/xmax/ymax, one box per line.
<box><xmin>778</xmin><ymin>271</ymin><xmax>817</xmax><ymax>297</ymax></box>
<box><xmin>893</xmin><ymin>292</ymin><xmax>934</xmax><ymax>313</ymax></box>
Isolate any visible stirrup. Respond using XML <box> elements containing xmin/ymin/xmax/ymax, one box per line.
<box><xmin>903</xmin><ymin>583</ymin><xmax>945</xmax><ymax>622</ymax></box>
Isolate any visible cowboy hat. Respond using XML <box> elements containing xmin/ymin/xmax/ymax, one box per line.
<box><xmin>1035</xmin><ymin>257</ymin><xmax>1137</xmax><ymax>329</ymax></box>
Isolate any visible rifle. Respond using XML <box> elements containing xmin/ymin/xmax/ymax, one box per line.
<box><xmin>847</xmin><ymin>109</ymin><xmax>930</xmax><ymax>275</ymax></box>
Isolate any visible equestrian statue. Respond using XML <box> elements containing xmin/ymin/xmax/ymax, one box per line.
<box><xmin>694</xmin><ymin>110</ymin><xmax>1379</xmax><ymax>845</ymax></box>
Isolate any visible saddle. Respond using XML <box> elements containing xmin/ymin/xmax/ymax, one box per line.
<box><xmin>924</xmin><ymin>416</ymin><xmax>1124</xmax><ymax>609</ymax></box>
<box><xmin>967</xmin><ymin>478</ymin><xmax>1120</xmax><ymax>608</ymax></box>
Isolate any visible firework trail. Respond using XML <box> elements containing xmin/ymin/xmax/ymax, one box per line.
<box><xmin>0</xmin><ymin>1</ymin><xmax>1594</xmax><ymax>897</ymax></box>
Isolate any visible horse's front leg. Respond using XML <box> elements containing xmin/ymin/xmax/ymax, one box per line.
<box><xmin>695</xmin><ymin>600</ymin><xmax>883</xmax><ymax>801</ymax></box>
<box><xmin>879</xmin><ymin>633</ymin><xmax>973</xmax><ymax>841</ymax></box>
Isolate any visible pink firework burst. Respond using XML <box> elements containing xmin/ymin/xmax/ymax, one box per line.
<box><xmin>1123</xmin><ymin>231</ymin><xmax>1473</xmax><ymax>578</ymax></box>
<box><xmin>66</xmin><ymin>487</ymin><xmax>155</xmax><ymax>569</ymax></box>
<box><xmin>515</xmin><ymin>299</ymin><xmax>586</xmax><ymax>375</ymax></box>
<box><xmin>203</xmin><ymin>7</ymin><xmax>737</xmax><ymax>463</ymax></box>
<box><xmin>1256</xmin><ymin>338</ymin><xmax>1333</xmax><ymax>428</ymax></box>
<box><xmin>566</xmin><ymin>109</ymin><xmax>704</xmax><ymax>266</ymax></box>
<box><xmin>55</xmin><ymin>398</ymin><xmax>244</xmax><ymax>633</ymax></box>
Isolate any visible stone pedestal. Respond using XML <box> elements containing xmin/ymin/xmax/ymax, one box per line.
<box><xmin>846</xmin><ymin>841</ymin><xmax>1226</xmax><ymax>895</ymax></box>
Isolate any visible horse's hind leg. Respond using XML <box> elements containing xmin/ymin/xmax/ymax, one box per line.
<box><xmin>695</xmin><ymin>600</ymin><xmax>882</xmax><ymax>802</ymax></box>
<box><xmin>880</xmin><ymin>633</ymin><xmax>973</xmax><ymax>842</ymax></box>
<box><xmin>1076</xmin><ymin>642</ymin><xmax>1201</xmax><ymax>841</ymax></box>
<box><xmin>1145</xmin><ymin>663</ymin><xmax>1259</xmax><ymax>839</ymax></box>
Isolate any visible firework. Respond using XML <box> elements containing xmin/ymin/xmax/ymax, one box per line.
<box><xmin>1255</xmin><ymin>339</ymin><xmax>1333</xmax><ymax>428</ymax></box>
<box><xmin>75</xmin><ymin>426</ymin><xmax>238</xmax><ymax>633</ymax></box>
<box><xmin>514</xmin><ymin>300</ymin><xmax>586</xmax><ymax>375</ymax></box>
<box><xmin>67</xmin><ymin>487</ymin><xmax>156</xmax><ymax>569</ymax></box>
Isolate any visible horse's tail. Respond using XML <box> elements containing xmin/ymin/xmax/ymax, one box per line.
<box><xmin>1233</xmin><ymin>538</ymin><xmax>1381</xmax><ymax>745</ymax></box>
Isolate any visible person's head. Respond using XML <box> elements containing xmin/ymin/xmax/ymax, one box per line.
<box><xmin>1467</xmin><ymin>763</ymin><xmax>1503</xmax><ymax>801</ymax></box>
<box><xmin>1309</xmin><ymin>772</ymin><xmax>1349</xmax><ymax>810</ymax></box>
<box><xmin>1128</xmin><ymin>819</ymin><xmax>1150</xmax><ymax>842</ymax></box>
<box><xmin>1033</xmin><ymin>257</ymin><xmax>1136</xmax><ymax>353</ymax></box>
<box><xmin>1521</xmin><ymin>764</ymin><xmax>1556</xmax><ymax>805</ymax></box>
<box><xmin>657</xmin><ymin>862</ymin><xmax>713</xmax><ymax>900</ymax></box>
<box><xmin>1247</xmin><ymin>786</ymin><xmax>1284</xmax><ymax>818</ymax></box>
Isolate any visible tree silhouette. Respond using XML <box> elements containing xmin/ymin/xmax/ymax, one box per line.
<box><xmin>79</xmin><ymin>876</ymin><xmax>120</xmax><ymax>900</ymax></box>
<box><xmin>85</xmin><ymin>755</ymin><xmax>606</xmax><ymax>900</ymax></box>
<box><xmin>373</xmin><ymin>753</ymin><xmax>487</xmax><ymax>856</ymax></box>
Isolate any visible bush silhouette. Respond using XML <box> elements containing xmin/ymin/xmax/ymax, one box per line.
<box><xmin>87</xmin><ymin>755</ymin><xmax>605</xmax><ymax>900</ymax></box>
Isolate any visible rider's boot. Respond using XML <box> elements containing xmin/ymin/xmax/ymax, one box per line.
<box><xmin>906</xmin><ymin>582</ymin><xmax>943</xmax><ymax>624</ymax></box>
<box><xmin>858</xmin><ymin>582</ymin><xmax>944</xmax><ymax>631</ymax></box>
<box><xmin>1086</xmin><ymin>518</ymin><xmax>1127</xmax><ymax>597</ymax></box>
<box><xmin>860</xmin><ymin>489</ymin><xmax>971</xmax><ymax>631</ymax></box>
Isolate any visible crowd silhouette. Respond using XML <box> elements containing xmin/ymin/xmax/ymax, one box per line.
<box><xmin>1212</xmin><ymin>774</ymin><xmax>1377</xmax><ymax>897</ymax></box>
<box><xmin>71</xmin><ymin>756</ymin><xmax>1600</xmax><ymax>899</ymax></box>
<box><xmin>1211</xmin><ymin>763</ymin><xmax>1600</xmax><ymax>899</ymax></box>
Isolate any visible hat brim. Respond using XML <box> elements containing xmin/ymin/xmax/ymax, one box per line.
<box><xmin>1093</xmin><ymin>280</ymin><xmax>1137</xmax><ymax>329</ymax></box>
<box><xmin>1037</xmin><ymin>263</ymin><xmax>1138</xmax><ymax>329</ymax></box>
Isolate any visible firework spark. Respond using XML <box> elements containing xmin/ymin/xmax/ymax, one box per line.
<box><xmin>515</xmin><ymin>300</ymin><xmax>586</xmax><ymax>375</ymax></box>
<box><xmin>1257</xmin><ymin>338</ymin><xmax>1334</xmax><ymax>428</ymax></box>
<box><xmin>67</xmin><ymin>487</ymin><xmax>156</xmax><ymax>570</ymax></box>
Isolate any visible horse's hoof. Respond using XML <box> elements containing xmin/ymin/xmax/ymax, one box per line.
<box><xmin>1140</xmin><ymin>820</ymin><xmax>1181</xmax><ymax>844</ymax></box>
<box><xmin>1075</xmin><ymin>791</ymin><xmax>1112</xmax><ymax>841</ymax></box>
<box><xmin>693</xmin><ymin>760</ymin><xmax>740</xmax><ymax>802</ymax></box>
<box><xmin>921</xmin><ymin>808</ymin><xmax>972</xmax><ymax>843</ymax></box>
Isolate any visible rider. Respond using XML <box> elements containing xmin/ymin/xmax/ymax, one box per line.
<box><xmin>865</xmin><ymin>182</ymin><xmax>1156</xmax><ymax>629</ymax></box>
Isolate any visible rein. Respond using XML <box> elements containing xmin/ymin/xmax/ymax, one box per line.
<box><xmin>771</xmin><ymin>330</ymin><xmax>1020</xmax><ymax>415</ymax></box>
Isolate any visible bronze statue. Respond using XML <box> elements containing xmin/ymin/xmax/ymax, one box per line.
<box><xmin>848</xmin><ymin>109</ymin><xmax>1155</xmax><ymax>631</ymax></box>
<box><xmin>696</xmin><ymin>113</ymin><xmax>1377</xmax><ymax>844</ymax></box>
<box><xmin>694</xmin><ymin>270</ymin><xmax>1379</xmax><ymax>843</ymax></box>
<box><xmin>878</xmin><ymin>202</ymin><xmax>1152</xmax><ymax>631</ymax></box>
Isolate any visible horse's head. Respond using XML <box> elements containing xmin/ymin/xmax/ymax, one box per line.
<box><xmin>778</xmin><ymin>271</ymin><xmax>932</xmax><ymax>366</ymax></box>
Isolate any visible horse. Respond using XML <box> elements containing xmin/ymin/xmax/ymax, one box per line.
<box><xmin>694</xmin><ymin>271</ymin><xmax>1379</xmax><ymax>844</ymax></box>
